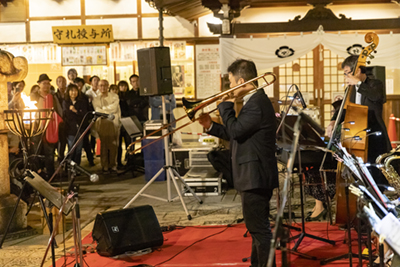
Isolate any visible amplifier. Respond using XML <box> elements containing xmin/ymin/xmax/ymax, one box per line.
<box><xmin>190</xmin><ymin>151</ymin><xmax>213</xmax><ymax>167</ymax></box>
<box><xmin>171</xmin><ymin>142</ymin><xmax>216</xmax><ymax>176</ymax></box>
<box><xmin>181</xmin><ymin>167</ymin><xmax>222</xmax><ymax>196</ymax></box>
<box><xmin>143</xmin><ymin>120</ymin><xmax>163</xmax><ymax>137</ymax></box>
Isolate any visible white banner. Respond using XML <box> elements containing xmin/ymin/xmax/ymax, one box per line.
<box><xmin>220</xmin><ymin>29</ymin><xmax>400</xmax><ymax>72</ymax></box>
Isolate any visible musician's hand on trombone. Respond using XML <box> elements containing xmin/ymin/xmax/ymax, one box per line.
<box><xmin>221</xmin><ymin>94</ymin><xmax>236</xmax><ymax>103</ymax></box>
<box><xmin>198</xmin><ymin>113</ymin><xmax>212</xmax><ymax>129</ymax></box>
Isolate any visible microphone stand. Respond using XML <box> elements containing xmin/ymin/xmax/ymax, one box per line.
<box><xmin>319</xmin><ymin>85</ymin><xmax>351</xmax><ymax>223</ymax></box>
<box><xmin>276</xmin><ymin>92</ymin><xmax>299</xmax><ymax>231</ymax></box>
<box><xmin>276</xmin><ymin>93</ymin><xmax>303</xmax><ymax>233</ymax></box>
<box><xmin>49</xmin><ymin>113</ymin><xmax>100</xmax><ymax>184</ymax></box>
<box><xmin>276</xmin><ymin>94</ymin><xmax>297</xmax><ymax>136</ymax></box>
<box><xmin>39</xmin><ymin>113</ymin><xmax>101</xmax><ymax>267</ymax></box>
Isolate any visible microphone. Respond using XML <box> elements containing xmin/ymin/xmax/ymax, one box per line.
<box><xmin>293</xmin><ymin>106</ymin><xmax>325</xmax><ymax>136</ymax></box>
<box><xmin>92</xmin><ymin>111</ymin><xmax>115</xmax><ymax>120</ymax></box>
<box><xmin>70</xmin><ymin>160</ymin><xmax>99</xmax><ymax>183</ymax></box>
<box><xmin>294</xmin><ymin>85</ymin><xmax>307</xmax><ymax>109</ymax></box>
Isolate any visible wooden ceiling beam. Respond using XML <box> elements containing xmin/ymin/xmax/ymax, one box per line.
<box><xmin>149</xmin><ymin>0</ymin><xmax>398</xmax><ymax>22</ymax></box>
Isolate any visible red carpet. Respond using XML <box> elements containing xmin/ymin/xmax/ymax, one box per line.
<box><xmin>54</xmin><ymin>222</ymin><xmax>371</xmax><ymax>267</ymax></box>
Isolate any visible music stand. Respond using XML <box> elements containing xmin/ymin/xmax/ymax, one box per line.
<box><xmin>120</xmin><ymin>116</ymin><xmax>143</xmax><ymax>136</ymax></box>
<box><xmin>24</xmin><ymin>171</ymin><xmax>74</xmax><ymax>215</ymax></box>
<box><xmin>277</xmin><ymin>114</ymin><xmax>335</xmax><ymax>253</ymax></box>
<box><xmin>120</xmin><ymin>116</ymin><xmax>144</xmax><ymax>175</ymax></box>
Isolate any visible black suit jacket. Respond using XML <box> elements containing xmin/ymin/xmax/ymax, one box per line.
<box><xmin>352</xmin><ymin>77</ymin><xmax>391</xmax><ymax>158</ymax></box>
<box><xmin>209</xmin><ymin>89</ymin><xmax>279</xmax><ymax>192</ymax></box>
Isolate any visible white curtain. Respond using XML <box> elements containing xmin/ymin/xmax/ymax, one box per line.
<box><xmin>220</xmin><ymin>29</ymin><xmax>400</xmax><ymax>72</ymax></box>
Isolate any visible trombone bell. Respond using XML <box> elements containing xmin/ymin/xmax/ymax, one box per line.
<box><xmin>182</xmin><ymin>97</ymin><xmax>201</xmax><ymax>121</ymax></box>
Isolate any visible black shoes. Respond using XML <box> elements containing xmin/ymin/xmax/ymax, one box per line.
<box><xmin>305</xmin><ymin>209</ymin><xmax>327</xmax><ymax>222</ymax></box>
<box><xmin>117</xmin><ymin>164</ymin><xmax>125</xmax><ymax>170</ymax></box>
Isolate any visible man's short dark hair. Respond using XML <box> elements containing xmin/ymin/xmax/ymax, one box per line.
<box><xmin>129</xmin><ymin>74</ymin><xmax>139</xmax><ymax>81</ymax></box>
<box><xmin>89</xmin><ymin>75</ymin><xmax>100</xmax><ymax>82</ymax></box>
<box><xmin>227</xmin><ymin>59</ymin><xmax>258</xmax><ymax>86</ymax></box>
<box><xmin>341</xmin><ymin>55</ymin><xmax>366</xmax><ymax>74</ymax></box>
<box><xmin>74</xmin><ymin>77</ymin><xmax>85</xmax><ymax>84</ymax></box>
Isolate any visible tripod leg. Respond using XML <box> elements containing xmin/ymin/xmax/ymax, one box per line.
<box><xmin>74</xmin><ymin>197</ymin><xmax>84</xmax><ymax>266</ymax></box>
<box><xmin>40</xmin><ymin>194</ymin><xmax>72</xmax><ymax>267</ymax></box>
<box><xmin>167</xmin><ymin>168</ymin><xmax>192</xmax><ymax>220</ymax></box>
<box><xmin>171</xmin><ymin>168</ymin><xmax>202</xmax><ymax>204</ymax></box>
<box><xmin>0</xmin><ymin>181</ymin><xmax>26</xmax><ymax>248</ymax></box>
<box><xmin>38</xmin><ymin>196</ymin><xmax>58</xmax><ymax>248</ymax></box>
<box><xmin>123</xmin><ymin>167</ymin><xmax>165</xmax><ymax>209</ymax></box>
<box><xmin>49</xmin><ymin>212</ymin><xmax>56</xmax><ymax>267</ymax></box>
<box><xmin>71</xmin><ymin>209</ymin><xmax>80</xmax><ymax>266</ymax></box>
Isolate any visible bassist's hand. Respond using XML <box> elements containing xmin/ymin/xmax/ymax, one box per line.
<box><xmin>326</xmin><ymin>121</ymin><xmax>335</xmax><ymax>138</ymax></box>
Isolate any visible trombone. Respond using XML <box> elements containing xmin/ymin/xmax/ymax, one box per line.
<box><xmin>127</xmin><ymin>72</ymin><xmax>276</xmax><ymax>155</ymax></box>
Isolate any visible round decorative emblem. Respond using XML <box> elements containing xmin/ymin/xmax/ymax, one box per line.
<box><xmin>275</xmin><ymin>46</ymin><xmax>295</xmax><ymax>58</ymax></box>
<box><xmin>346</xmin><ymin>44</ymin><xmax>363</xmax><ymax>55</ymax></box>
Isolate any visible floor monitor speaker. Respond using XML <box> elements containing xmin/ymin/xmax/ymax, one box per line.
<box><xmin>137</xmin><ymin>47</ymin><xmax>173</xmax><ymax>96</ymax></box>
<box><xmin>92</xmin><ymin>205</ymin><xmax>163</xmax><ymax>257</ymax></box>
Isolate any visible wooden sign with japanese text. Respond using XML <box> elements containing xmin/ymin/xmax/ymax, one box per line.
<box><xmin>52</xmin><ymin>25</ymin><xmax>114</xmax><ymax>44</ymax></box>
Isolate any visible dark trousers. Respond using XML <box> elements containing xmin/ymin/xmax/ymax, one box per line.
<box><xmin>57</xmin><ymin>122</ymin><xmax>67</xmax><ymax>162</ymax></box>
<box><xmin>241</xmin><ymin>188</ymin><xmax>275</xmax><ymax>267</ymax></box>
<box><xmin>82</xmin><ymin>131</ymin><xmax>94</xmax><ymax>164</ymax></box>
<box><xmin>32</xmin><ymin>136</ymin><xmax>55</xmax><ymax>180</ymax></box>
<box><xmin>117</xmin><ymin>126</ymin><xmax>131</xmax><ymax>166</ymax></box>
<box><xmin>90</xmin><ymin>134</ymin><xmax>96</xmax><ymax>154</ymax></box>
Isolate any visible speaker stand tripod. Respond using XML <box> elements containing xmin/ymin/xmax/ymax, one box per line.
<box><xmin>124</xmin><ymin>95</ymin><xmax>202</xmax><ymax>219</ymax></box>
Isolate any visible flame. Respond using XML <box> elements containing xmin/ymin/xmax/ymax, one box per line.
<box><xmin>20</xmin><ymin>93</ymin><xmax>38</xmax><ymax>123</ymax></box>
<box><xmin>21</xmin><ymin>93</ymin><xmax>37</xmax><ymax>109</ymax></box>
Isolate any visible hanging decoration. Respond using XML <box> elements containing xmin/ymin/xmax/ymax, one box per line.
<box><xmin>220</xmin><ymin>29</ymin><xmax>400</xmax><ymax>71</ymax></box>
<box><xmin>346</xmin><ymin>44</ymin><xmax>364</xmax><ymax>56</ymax></box>
<box><xmin>275</xmin><ymin>46</ymin><xmax>295</xmax><ymax>58</ymax></box>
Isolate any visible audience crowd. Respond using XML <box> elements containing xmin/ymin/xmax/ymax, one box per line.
<box><xmin>7</xmin><ymin>69</ymin><xmax>150</xmax><ymax>180</ymax></box>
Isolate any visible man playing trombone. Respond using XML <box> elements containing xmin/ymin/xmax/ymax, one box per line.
<box><xmin>199</xmin><ymin>59</ymin><xmax>279</xmax><ymax>267</ymax></box>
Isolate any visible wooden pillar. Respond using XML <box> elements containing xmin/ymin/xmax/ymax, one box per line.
<box><xmin>0</xmin><ymin>51</ymin><xmax>29</xmax><ymax>233</ymax></box>
<box><xmin>0</xmin><ymin>52</ymin><xmax>28</xmax><ymax>195</ymax></box>
<box><xmin>0</xmin><ymin>81</ymin><xmax>10</xmax><ymax>196</ymax></box>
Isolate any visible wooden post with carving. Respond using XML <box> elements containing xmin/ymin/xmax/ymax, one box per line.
<box><xmin>0</xmin><ymin>49</ymin><xmax>28</xmax><ymax>233</ymax></box>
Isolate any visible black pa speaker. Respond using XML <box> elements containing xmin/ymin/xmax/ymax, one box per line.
<box><xmin>366</xmin><ymin>66</ymin><xmax>386</xmax><ymax>103</ymax></box>
<box><xmin>137</xmin><ymin>47</ymin><xmax>173</xmax><ymax>96</ymax></box>
<box><xmin>92</xmin><ymin>205</ymin><xmax>163</xmax><ymax>257</ymax></box>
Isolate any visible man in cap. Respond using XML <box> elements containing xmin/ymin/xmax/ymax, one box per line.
<box><xmin>31</xmin><ymin>74</ymin><xmax>63</xmax><ymax>180</ymax></box>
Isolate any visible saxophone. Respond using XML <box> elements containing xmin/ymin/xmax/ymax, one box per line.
<box><xmin>376</xmin><ymin>147</ymin><xmax>400</xmax><ymax>195</ymax></box>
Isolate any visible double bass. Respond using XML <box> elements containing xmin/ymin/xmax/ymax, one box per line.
<box><xmin>333</xmin><ymin>32</ymin><xmax>379</xmax><ymax>225</ymax></box>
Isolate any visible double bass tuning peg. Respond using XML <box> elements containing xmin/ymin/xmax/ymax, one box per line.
<box><xmin>367</xmin><ymin>61</ymin><xmax>371</xmax><ymax>65</ymax></box>
<box><xmin>374</xmin><ymin>50</ymin><xmax>377</xmax><ymax>53</ymax></box>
